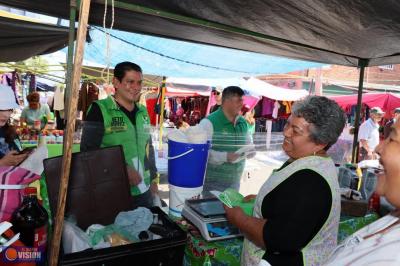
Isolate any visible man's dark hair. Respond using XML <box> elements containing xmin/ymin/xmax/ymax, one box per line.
<box><xmin>114</xmin><ymin>61</ymin><xmax>142</xmax><ymax>82</ymax></box>
<box><xmin>222</xmin><ymin>86</ymin><xmax>244</xmax><ymax>102</ymax></box>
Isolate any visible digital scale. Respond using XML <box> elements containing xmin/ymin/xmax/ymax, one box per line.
<box><xmin>182</xmin><ymin>198</ymin><xmax>242</xmax><ymax>241</ymax></box>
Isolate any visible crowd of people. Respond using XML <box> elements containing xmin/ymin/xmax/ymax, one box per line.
<box><xmin>1</xmin><ymin>61</ymin><xmax>400</xmax><ymax>265</ymax></box>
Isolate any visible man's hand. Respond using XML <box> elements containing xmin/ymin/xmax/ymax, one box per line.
<box><xmin>0</xmin><ymin>151</ymin><xmax>28</xmax><ymax>166</ymax></box>
<box><xmin>223</xmin><ymin>205</ymin><xmax>246</xmax><ymax>227</ymax></box>
<box><xmin>126</xmin><ymin>166</ymin><xmax>142</xmax><ymax>186</ymax></box>
<box><xmin>150</xmin><ymin>182</ymin><xmax>158</xmax><ymax>195</ymax></box>
<box><xmin>227</xmin><ymin>152</ymin><xmax>240</xmax><ymax>163</ymax></box>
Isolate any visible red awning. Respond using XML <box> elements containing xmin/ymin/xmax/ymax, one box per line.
<box><xmin>329</xmin><ymin>93</ymin><xmax>400</xmax><ymax>118</ymax></box>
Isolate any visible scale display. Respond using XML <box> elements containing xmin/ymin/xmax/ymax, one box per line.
<box><xmin>182</xmin><ymin>198</ymin><xmax>243</xmax><ymax>241</ymax></box>
<box><xmin>188</xmin><ymin>200</ymin><xmax>225</xmax><ymax>218</ymax></box>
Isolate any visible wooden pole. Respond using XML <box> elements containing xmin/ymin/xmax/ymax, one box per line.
<box><xmin>49</xmin><ymin>0</ymin><xmax>91</xmax><ymax>265</ymax></box>
<box><xmin>158</xmin><ymin>77</ymin><xmax>166</xmax><ymax>155</ymax></box>
<box><xmin>64</xmin><ymin>0</ymin><xmax>77</xmax><ymax>134</ymax></box>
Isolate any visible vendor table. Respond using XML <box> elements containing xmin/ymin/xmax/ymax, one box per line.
<box><xmin>22</xmin><ymin>143</ymin><xmax>80</xmax><ymax>158</ymax></box>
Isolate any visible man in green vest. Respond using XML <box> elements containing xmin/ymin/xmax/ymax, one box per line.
<box><xmin>81</xmin><ymin>61</ymin><xmax>159</xmax><ymax>209</ymax></box>
<box><xmin>199</xmin><ymin>86</ymin><xmax>253</xmax><ymax>194</ymax></box>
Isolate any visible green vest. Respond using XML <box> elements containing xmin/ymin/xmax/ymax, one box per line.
<box><xmin>95</xmin><ymin>96</ymin><xmax>151</xmax><ymax>196</ymax></box>
<box><xmin>205</xmin><ymin>108</ymin><xmax>248</xmax><ymax>185</ymax></box>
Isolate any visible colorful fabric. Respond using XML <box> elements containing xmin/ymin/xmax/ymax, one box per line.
<box><xmin>181</xmin><ymin>221</ymin><xmax>243</xmax><ymax>266</ymax></box>
<box><xmin>261</xmin><ymin>97</ymin><xmax>274</xmax><ymax>116</ymax></box>
<box><xmin>338</xmin><ymin>213</ymin><xmax>379</xmax><ymax>243</ymax></box>
<box><xmin>0</xmin><ymin>166</ymin><xmax>41</xmax><ymax>221</ymax></box>
<box><xmin>242</xmin><ymin>156</ymin><xmax>341</xmax><ymax>266</ymax></box>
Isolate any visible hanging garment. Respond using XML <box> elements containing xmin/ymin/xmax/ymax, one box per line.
<box><xmin>145</xmin><ymin>98</ymin><xmax>158</xmax><ymax>126</ymax></box>
<box><xmin>78</xmin><ymin>82</ymin><xmax>99</xmax><ymax>120</ymax></box>
<box><xmin>261</xmin><ymin>97</ymin><xmax>274</xmax><ymax>116</ymax></box>
<box><xmin>53</xmin><ymin>86</ymin><xmax>65</xmax><ymax>111</ymax></box>
<box><xmin>282</xmin><ymin>101</ymin><xmax>292</xmax><ymax>114</ymax></box>
<box><xmin>272</xmin><ymin>101</ymin><xmax>280</xmax><ymax>119</ymax></box>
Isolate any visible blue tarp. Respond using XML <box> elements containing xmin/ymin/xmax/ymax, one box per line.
<box><xmin>79</xmin><ymin>27</ymin><xmax>322</xmax><ymax>78</ymax></box>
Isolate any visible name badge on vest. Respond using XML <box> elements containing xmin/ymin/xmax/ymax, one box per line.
<box><xmin>107</xmin><ymin>116</ymin><xmax>127</xmax><ymax>132</ymax></box>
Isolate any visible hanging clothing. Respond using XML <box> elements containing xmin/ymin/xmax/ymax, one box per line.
<box><xmin>53</xmin><ymin>86</ymin><xmax>65</xmax><ymax>111</ymax></box>
<box><xmin>282</xmin><ymin>101</ymin><xmax>292</xmax><ymax>114</ymax></box>
<box><xmin>78</xmin><ymin>82</ymin><xmax>99</xmax><ymax>121</ymax></box>
<box><xmin>272</xmin><ymin>101</ymin><xmax>280</xmax><ymax>119</ymax></box>
<box><xmin>261</xmin><ymin>97</ymin><xmax>274</xmax><ymax>116</ymax></box>
<box><xmin>145</xmin><ymin>98</ymin><xmax>158</xmax><ymax>126</ymax></box>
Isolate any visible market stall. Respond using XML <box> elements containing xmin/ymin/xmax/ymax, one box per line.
<box><xmin>4</xmin><ymin>1</ymin><xmax>400</xmax><ymax>265</ymax></box>
<box><xmin>243</xmin><ymin>78</ymin><xmax>309</xmax><ymax>148</ymax></box>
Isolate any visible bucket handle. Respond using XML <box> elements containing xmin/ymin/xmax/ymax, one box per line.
<box><xmin>167</xmin><ymin>148</ymin><xmax>194</xmax><ymax>160</ymax></box>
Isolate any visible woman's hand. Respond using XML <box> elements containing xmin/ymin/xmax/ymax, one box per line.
<box><xmin>223</xmin><ymin>205</ymin><xmax>246</xmax><ymax>228</ymax></box>
<box><xmin>0</xmin><ymin>151</ymin><xmax>28</xmax><ymax>166</ymax></box>
<box><xmin>243</xmin><ymin>194</ymin><xmax>257</xmax><ymax>202</ymax></box>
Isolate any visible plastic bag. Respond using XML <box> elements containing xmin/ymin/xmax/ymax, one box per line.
<box><xmin>114</xmin><ymin>207</ymin><xmax>153</xmax><ymax>239</ymax></box>
<box><xmin>19</xmin><ymin>145</ymin><xmax>48</xmax><ymax>175</ymax></box>
<box><xmin>62</xmin><ymin>220</ymin><xmax>91</xmax><ymax>254</ymax></box>
<box><xmin>167</xmin><ymin>129</ymin><xmax>188</xmax><ymax>143</ymax></box>
<box><xmin>185</xmin><ymin>126</ymin><xmax>208</xmax><ymax>144</ymax></box>
<box><xmin>87</xmin><ymin>224</ymin><xmax>140</xmax><ymax>247</ymax></box>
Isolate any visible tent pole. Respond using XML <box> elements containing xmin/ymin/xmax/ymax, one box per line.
<box><xmin>351</xmin><ymin>59</ymin><xmax>368</xmax><ymax>163</ymax></box>
<box><xmin>158</xmin><ymin>77</ymin><xmax>166</xmax><ymax>156</ymax></box>
<box><xmin>64</xmin><ymin>0</ymin><xmax>77</xmax><ymax>129</ymax></box>
<box><xmin>49</xmin><ymin>0</ymin><xmax>91</xmax><ymax>265</ymax></box>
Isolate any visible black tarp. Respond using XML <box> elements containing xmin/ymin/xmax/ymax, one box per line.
<box><xmin>1</xmin><ymin>0</ymin><xmax>400</xmax><ymax>66</ymax></box>
<box><xmin>0</xmin><ymin>15</ymin><xmax>70</xmax><ymax>62</ymax></box>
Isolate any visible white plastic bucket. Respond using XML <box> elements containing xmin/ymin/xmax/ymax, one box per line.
<box><xmin>169</xmin><ymin>184</ymin><xmax>202</xmax><ymax>217</ymax></box>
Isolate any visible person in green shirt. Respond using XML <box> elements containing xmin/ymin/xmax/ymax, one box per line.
<box><xmin>20</xmin><ymin>92</ymin><xmax>52</xmax><ymax>129</ymax></box>
<box><xmin>199</xmin><ymin>86</ymin><xmax>253</xmax><ymax>194</ymax></box>
<box><xmin>81</xmin><ymin>62</ymin><xmax>158</xmax><ymax>209</ymax></box>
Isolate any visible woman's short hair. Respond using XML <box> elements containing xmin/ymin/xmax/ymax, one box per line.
<box><xmin>292</xmin><ymin>96</ymin><xmax>346</xmax><ymax>150</ymax></box>
<box><xmin>26</xmin><ymin>92</ymin><xmax>40</xmax><ymax>103</ymax></box>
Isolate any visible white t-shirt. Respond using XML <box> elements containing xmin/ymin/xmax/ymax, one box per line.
<box><xmin>358</xmin><ymin>118</ymin><xmax>380</xmax><ymax>151</ymax></box>
<box><xmin>325</xmin><ymin>214</ymin><xmax>400</xmax><ymax>266</ymax></box>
